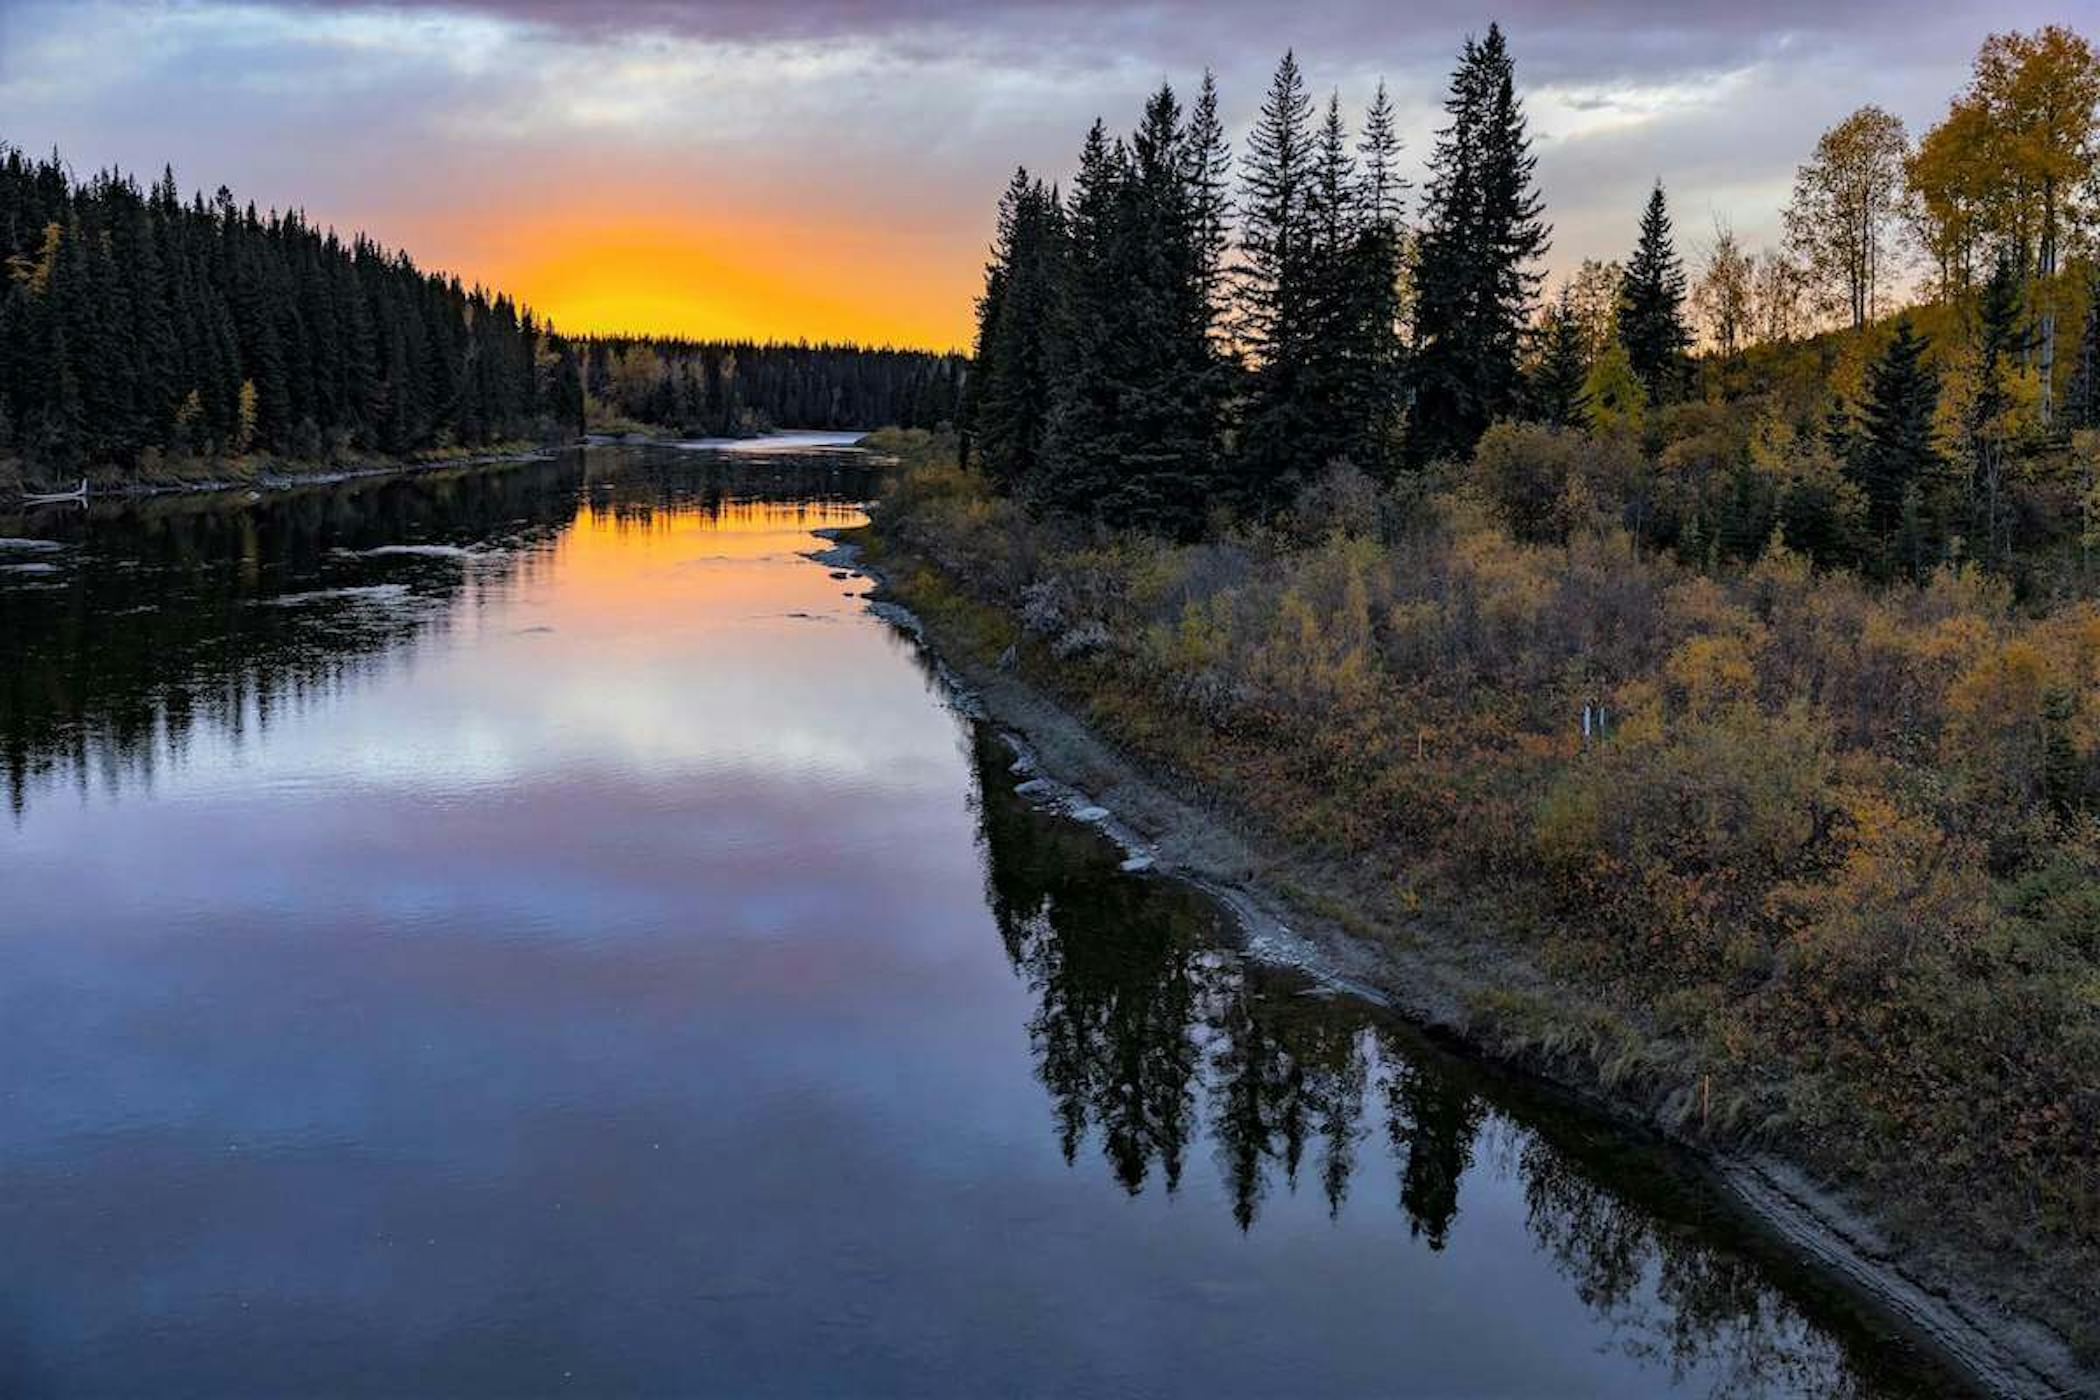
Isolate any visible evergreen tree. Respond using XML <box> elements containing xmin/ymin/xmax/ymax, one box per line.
<box><xmin>1349</xmin><ymin>81</ymin><xmax>1409</xmax><ymax>476</ymax></box>
<box><xmin>1618</xmin><ymin>181</ymin><xmax>1689</xmax><ymax>404</ymax></box>
<box><xmin>1030</xmin><ymin>91</ymin><xmax>1230</xmax><ymax>533</ymax></box>
<box><xmin>966</xmin><ymin>167</ymin><xmax>1022</xmax><ymax>462</ymax></box>
<box><xmin>1042</xmin><ymin>121</ymin><xmax>1133</xmax><ymax>514</ymax></box>
<box><xmin>1116</xmin><ymin>82</ymin><xmax>1229</xmax><ymax>533</ymax></box>
<box><xmin>551</xmin><ymin>335</ymin><xmax>586</xmax><ymax>438</ymax></box>
<box><xmin>1527</xmin><ymin>285</ymin><xmax>1590</xmax><ymax>427</ymax></box>
<box><xmin>1356</xmin><ymin>80</ymin><xmax>1407</xmax><ymax>228</ymax></box>
<box><xmin>1236</xmin><ymin>52</ymin><xmax>1321</xmax><ymax>509</ymax></box>
<box><xmin>1310</xmin><ymin>94</ymin><xmax>1359</xmax><ymax>262</ymax></box>
<box><xmin>1183</xmin><ymin>69</ymin><xmax>1235</xmax><ymax>341</ymax></box>
<box><xmin>1849</xmin><ymin>315</ymin><xmax>1941</xmax><ymax>571</ymax></box>
<box><xmin>1820</xmin><ymin>400</ymin><xmax>1856</xmax><ymax>465</ymax></box>
<box><xmin>970</xmin><ymin>169</ymin><xmax>1067</xmax><ymax>494</ymax></box>
<box><xmin>1295</xmin><ymin>93</ymin><xmax>1365</xmax><ymax>478</ymax></box>
<box><xmin>1409</xmin><ymin>24</ymin><xmax>1550</xmax><ymax>465</ymax></box>
<box><xmin>1295</xmin><ymin>89</ymin><xmax>1409</xmax><ymax>480</ymax></box>
<box><xmin>1409</xmin><ymin>38</ymin><xmax>1487</xmax><ymax>466</ymax></box>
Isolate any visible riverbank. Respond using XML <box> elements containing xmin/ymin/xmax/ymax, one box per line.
<box><xmin>3</xmin><ymin>431</ymin><xmax>882</xmax><ymax>510</ymax></box>
<box><xmin>837</xmin><ymin>452</ymin><xmax>2100</xmax><ymax>1398</ymax></box>
<box><xmin>3</xmin><ymin>440</ymin><xmax>558</xmax><ymax>505</ymax></box>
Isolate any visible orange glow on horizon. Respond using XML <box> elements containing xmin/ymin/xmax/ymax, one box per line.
<box><xmin>425</xmin><ymin>212</ymin><xmax>977</xmax><ymax>352</ymax></box>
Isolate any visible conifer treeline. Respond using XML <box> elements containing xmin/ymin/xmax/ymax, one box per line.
<box><xmin>965</xmin><ymin>28</ymin><xmax>1548</xmax><ymax>534</ymax></box>
<box><xmin>576</xmin><ymin>336</ymin><xmax>965</xmax><ymax>440</ymax></box>
<box><xmin>0</xmin><ymin>147</ymin><xmax>583</xmax><ymax>479</ymax></box>
<box><xmin>0</xmin><ymin>147</ymin><xmax>967</xmax><ymax>485</ymax></box>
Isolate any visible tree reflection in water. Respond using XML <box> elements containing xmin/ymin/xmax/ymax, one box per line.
<box><xmin>0</xmin><ymin>448</ymin><xmax>885</xmax><ymax>817</ymax></box>
<box><xmin>966</xmin><ymin>724</ymin><xmax>1949</xmax><ymax>1398</ymax></box>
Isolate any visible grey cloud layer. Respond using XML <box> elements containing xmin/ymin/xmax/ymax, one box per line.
<box><xmin>279</xmin><ymin>0</ymin><xmax>2027</xmax><ymax>83</ymax></box>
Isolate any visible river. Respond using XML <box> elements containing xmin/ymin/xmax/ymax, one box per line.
<box><xmin>0</xmin><ymin>439</ymin><xmax>1968</xmax><ymax>1396</ymax></box>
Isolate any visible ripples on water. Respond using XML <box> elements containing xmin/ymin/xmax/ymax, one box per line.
<box><xmin>0</xmin><ymin>444</ymin><xmax>1963</xmax><ymax>1396</ymax></box>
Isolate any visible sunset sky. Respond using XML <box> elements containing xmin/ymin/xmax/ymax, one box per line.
<box><xmin>0</xmin><ymin>0</ymin><xmax>2061</xmax><ymax>350</ymax></box>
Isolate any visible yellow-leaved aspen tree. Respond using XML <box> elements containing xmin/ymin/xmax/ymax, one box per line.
<box><xmin>1784</xmin><ymin>107</ymin><xmax>1910</xmax><ymax>331</ymax></box>
<box><xmin>1964</xmin><ymin>27</ymin><xmax>2100</xmax><ymax>427</ymax></box>
<box><xmin>1752</xmin><ymin>250</ymin><xmax>1808</xmax><ymax>345</ymax></box>
<box><xmin>1905</xmin><ymin>98</ymin><xmax>1993</xmax><ymax>301</ymax></box>
<box><xmin>235</xmin><ymin>379</ymin><xmax>259</xmax><ymax>455</ymax></box>
<box><xmin>1564</xmin><ymin>258</ymin><xmax>1623</xmax><ymax>360</ymax></box>
<box><xmin>1693</xmin><ymin>223</ymin><xmax>1756</xmax><ymax>357</ymax></box>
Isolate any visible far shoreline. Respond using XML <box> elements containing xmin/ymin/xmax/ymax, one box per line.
<box><xmin>3</xmin><ymin>428</ymin><xmax>875</xmax><ymax>515</ymax></box>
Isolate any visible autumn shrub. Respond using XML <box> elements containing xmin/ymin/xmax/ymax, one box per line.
<box><xmin>1536</xmin><ymin>702</ymin><xmax>1832</xmax><ymax>986</ymax></box>
<box><xmin>1471</xmin><ymin>421</ymin><xmax>1643</xmax><ymax>543</ymax></box>
<box><xmin>1282</xmin><ymin>461</ymin><xmax>1385</xmax><ymax>543</ymax></box>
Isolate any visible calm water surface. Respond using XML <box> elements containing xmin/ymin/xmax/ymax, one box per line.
<box><xmin>0</xmin><ymin>441</ymin><xmax>1966</xmax><ymax>1397</ymax></box>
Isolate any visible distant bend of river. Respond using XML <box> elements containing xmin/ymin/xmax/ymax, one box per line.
<box><xmin>0</xmin><ymin>438</ymin><xmax>1967</xmax><ymax>1397</ymax></box>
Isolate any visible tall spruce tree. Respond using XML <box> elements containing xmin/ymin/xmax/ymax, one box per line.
<box><xmin>1310</xmin><ymin>95</ymin><xmax>1359</xmax><ymax>264</ymax></box>
<box><xmin>1236</xmin><ymin>64</ymin><xmax>1411</xmax><ymax>498</ymax></box>
<box><xmin>1184</xmin><ymin>69</ymin><xmax>1235</xmax><ymax>343</ymax></box>
<box><xmin>1409</xmin><ymin>24</ymin><xmax>1549</xmax><ymax>465</ymax></box>
<box><xmin>1041</xmin><ymin>122</ymin><xmax>1131</xmax><ymax>514</ymax></box>
<box><xmin>1850</xmin><ymin>315</ymin><xmax>1941</xmax><ymax>570</ymax></box>
<box><xmin>1037</xmin><ymin>92</ymin><xmax>1226</xmax><ymax>533</ymax></box>
<box><xmin>1357</xmin><ymin>80</ymin><xmax>1407</xmax><ymax>228</ymax></box>
<box><xmin>970</xmin><ymin>168</ymin><xmax>1067</xmax><ymax>495</ymax></box>
<box><xmin>1618</xmin><ymin>182</ymin><xmax>1689</xmax><ymax>404</ymax></box>
<box><xmin>1235</xmin><ymin>51</ymin><xmax>1321</xmax><ymax>509</ymax></box>
<box><xmin>1117</xmin><ymin>83</ymin><xmax>1228</xmax><ymax>534</ymax></box>
<box><xmin>962</xmin><ymin>184</ymin><xmax>1009</xmax><ymax>473</ymax></box>
<box><xmin>1350</xmin><ymin>80</ymin><xmax>1409</xmax><ymax>476</ymax></box>
<box><xmin>1295</xmin><ymin>93</ymin><xmax>1365</xmax><ymax>478</ymax></box>
<box><xmin>1300</xmin><ymin>88</ymin><xmax>1411</xmax><ymax>480</ymax></box>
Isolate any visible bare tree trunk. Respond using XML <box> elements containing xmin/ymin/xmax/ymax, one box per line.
<box><xmin>2081</xmin><ymin>436</ymin><xmax>2092</xmax><ymax>582</ymax></box>
<box><xmin>2018</xmin><ymin>214</ymin><xmax>2036</xmax><ymax>373</ymax></box>
<box><xmin>2040</xmin><ymin>180</ymin><xmax>2058</xmax><ymax>428</ymax></box>
<box><xmin>1855</xmin><ymin>207</ymin><xmax>1871</xmax><ymax>329</ymax></box>
<box><xmin>1989</xmin><ymin>448</ymin><xmax>2003</xmax><ymax>569</ymax></box>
